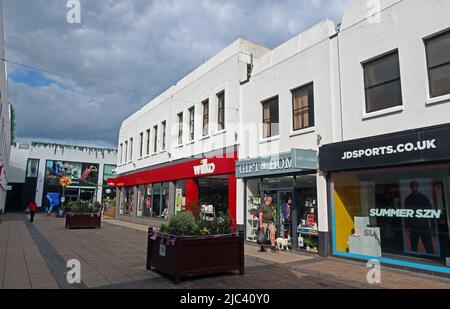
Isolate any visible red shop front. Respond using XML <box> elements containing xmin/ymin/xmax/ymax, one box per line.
<box><xmin>109</xmin><ymin>152</ymin><xmax>237</xmax><ymax>228</ymax></box>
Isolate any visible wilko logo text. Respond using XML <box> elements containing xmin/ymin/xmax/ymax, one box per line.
<box><xmin>193</xmin><ymin>159</ymin><xmax>216</xmax><ymax>176</ymax></box>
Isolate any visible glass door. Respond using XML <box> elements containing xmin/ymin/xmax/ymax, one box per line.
<box><xmin>277</xmin><ymin>191</ymin><xmax>294</xmax><ymax>245</ymax></box>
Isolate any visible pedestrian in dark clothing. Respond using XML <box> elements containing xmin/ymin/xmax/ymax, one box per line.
<box><xmin>28</xmin><ymin>201</ymin><xmax>37</xmax><ymax>223</ymax></box>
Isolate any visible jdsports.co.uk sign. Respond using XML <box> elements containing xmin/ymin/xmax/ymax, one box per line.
<box><xmin>319</xmin><ymin>124</ymin><xmax>450</xmax><ymax>172</ymax></box>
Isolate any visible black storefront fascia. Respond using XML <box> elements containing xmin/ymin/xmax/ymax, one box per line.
<box><xmin>319</xmin><ymin>123</ymin><xmax>450</xmax><ymax>274</ymax></box>
<box><xmin>319</xmin><ymin>123</ymin><xmax>450</xmax><ymax>172</ymax></box>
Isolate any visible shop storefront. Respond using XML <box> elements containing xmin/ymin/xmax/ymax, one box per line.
<box><xmin>236</xmin><ymin>149</ymin><xmax>319</xmax><ymax>253</ymax></box>
<box><xmin>110</xmin><ymin>153</ymin><xmax>238</xmax><ymax>227</ymax></box>
<box><xmin>320</xmin><ymin>124</ymin><xmax>450</xmax><ymax>274</ymax></box>
<box><xmin>43</xmin><ymin>160</ymin><xmax>100</xmax><ymax>209</ymax></box>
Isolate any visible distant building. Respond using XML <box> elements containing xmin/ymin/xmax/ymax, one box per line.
<box><xmin>7</xmin><ymin>142</ymin><xmax>117</xmax><ymax>212</ymax></box>
<box><xmin>0</xmin><ymin>1</ymin><xmax>11</xmax><ymax>214</ymax></box>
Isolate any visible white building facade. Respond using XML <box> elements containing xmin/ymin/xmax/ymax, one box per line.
<box><xmin>7</xmin><ymin>142</ymin><xmax>117</xmax><ymax>212</ymax></box>
<box><xmin>319</xmin><ymin>0</ymin><xmax>450</xmax><ymax>274</ymax></box>
<box><xmin>0</xmin><ymin>1</ymin><xmax>11</xmax><ymax>214</ymax></box>
<box><xmin>113</xmin><ymin>0</ymin><xmax>450</xmax><ymax>274</ymax></box>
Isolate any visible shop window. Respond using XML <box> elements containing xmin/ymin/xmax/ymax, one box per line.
<box><xmin>217</xmin><ymin>91</ymin><xmax>225</xmax><ymax>131</ymax></box>
<box><xmin>150</xmin><ymin>182</ymin><xmax>169</xmax><ymax>219</ymax></box>
<box><xmin>177</xmin><ymin>112</ymin><xmax>183</xmax><ymax>145</ymax></box>
<box><xmin>119</xmin><ymin>187</ymin><xmax>134</xmax><ymax>216</ymax></box>
<box><xmin>246</xmin><ymin>179</ymin><xmax>261</xmax><ymax>242</ymax></box>
<box><xmin>363</xmin><ymin>51</ymin><xmax>403</xmax><ymax>113</ymax></box>
<box><xmin>198</xmin><ymin>176</ymin><xmax>229</xmax><ymax>219</ymax></box>
<box><xmin>262</xmin><ymin>96</ymin><xmax>279</xmax><ymax>138</ymax></box>
<box><xmin>26</xmin><ymin>159</ymin><xmax>40</xmax><ymax>178</ymax></box>
<box><xmin>175</xmin><ymin>180</ymin><xmax>186</xmax><ymax>214</ymax></box>
<box><xmin>143</xmin><ymin>184</ymin><xmax>153</xmax><ymax>217</ymax></box>
<box><xmin>188</xmin><ymin>106</ymin><xmax>195</xmax><ymax>141</ymax></box>
<box><xmin>425</xmin><ymin>30</ymin><xmax>450</xmax><ymax>98</ymax></box>
<box><xmin>331</xmin><ymin>164</ymin><xmax>450</xmax><ymax>268</ymax></box>
<box><xmin>137</xmin><ymin>185</ymin><xmax>145</xmax><ymax>217</ymax></box>
<box><xmin>202</xmin><ymin>99</ymin><xmax>209</xmax><ymax>136</ymax></box>
<box><xmin>153</xmin><ymin>125</ymin><xmax>158</xmax><ymax>153</ymax></box>
<box><xmin>292</xmin><ymin>83</ymin><xmax>314</xmax><ymax>131</ymax></box>
<box><xmin>161</xmin><ymin>121</ymin><xmax>167</xmax><ymax>151</ymax></box>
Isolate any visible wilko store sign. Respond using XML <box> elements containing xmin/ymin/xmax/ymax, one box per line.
<box><xmin>193</xmin><ymin>159</ymin><xmax>216</xmax><ymax>176</ymax></box>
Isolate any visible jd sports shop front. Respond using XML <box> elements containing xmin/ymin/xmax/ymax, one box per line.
<box><xmin>320</xmin><ymin>124</ymin><xmax>450</xmax><ymax>274</ymax></box>
<box><xmin>236</xmin><ymin>149</ymin><xmax>322</xmax><ymax>254</ymax></box>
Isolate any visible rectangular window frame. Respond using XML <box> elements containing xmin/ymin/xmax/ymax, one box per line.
<box><xmin>261</xmin><ymin>95</ymin><xmax>280</xmax><ymax>139</ymax></box>
<box><xmin>188</xmin><ymin>106</ymin><xmax>195</xmax><ymax>141</ymax></box>
<box><xmin>363</xmin><ymin>50</ymin><xmax>403</xmax><ymax>114</ymax></box>
<box><xmin>161</xmin><ymin>121</ymin><xmax>167</xmax><ymax>151</ymax></box>
<box><xmin>177</xmin><ymin>112</ymin><xmax>183</xmax><ymax>145</ymax></box>
<box><xmin>217</xmin><ymin>91</ymin><xmax>225</xmax><ymax>131</ymax></box>
<box><xmin>139</xmin><ymin>132</ymin><xmax>144</xmax><ymax>158</ymax></box>
<box><xmin>424</xmin><ymin>29</ymin><xmax>450</xmax><ymax>99</ymax></box>
<box><xmin>153</xmin><ymin>125</ymin><xmax>158</xmax><ymax>153</ymax></box>
<box><xmin>202</xmin><ymin>99</ymin><xmax>209</xmax><ymax>137</ymax></box>
<box><xmin>291</xmin><ymin>82</ymin><xmax>315</xmax><ymax>131</ymax></box>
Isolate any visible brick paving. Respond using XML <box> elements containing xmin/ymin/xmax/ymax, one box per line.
<box><xmin>0</xmin><ymin>213</ymin><xmax>449</xmax><ymax>289</ymax></box>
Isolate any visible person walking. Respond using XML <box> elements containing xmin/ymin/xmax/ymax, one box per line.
<box><xmin>28</xmin><ymin>200</ymin><xmax>38</xmax><ymax>223</ymax></box>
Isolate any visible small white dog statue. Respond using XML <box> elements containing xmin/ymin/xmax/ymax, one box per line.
<box><xmin>275</xmin><ymin>236</ymin><xmax>291</xmax><ymax>251</ymax></box>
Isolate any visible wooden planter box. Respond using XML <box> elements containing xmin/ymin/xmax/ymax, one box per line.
<box><xmin>65</xmin><ymin>213</ymin><xmax>101</xmax><ymax>229</ymax></box>
<box><xmin>146</xmin><ymin>228</ymin><xmax>245</xmax><ymax>283</ymax></box>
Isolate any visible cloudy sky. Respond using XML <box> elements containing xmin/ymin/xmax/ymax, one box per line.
<box><xmin>5</xmin><ymin>0</ymin><xmax>353</xmax><ymax>148</ymax></box>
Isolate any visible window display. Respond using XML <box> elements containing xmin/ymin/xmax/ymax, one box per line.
<box><xmin>332</xmin><ymin>164</ymin><xmax>450</xmax><ymax>267</ymax></box>
<box><xmin>198</xmin><ymin>176</ymin><xmax>229</xmax><ymax>217</ymax></box>
<box><xmin>175</xmin><ymin>180</ymin><xmax>186</xmax><ymax>214</ymax></box>
<box><xmin>244</xmin><ymin>174</ymin><xmax>318</xmax><ymax>253</ymax></box>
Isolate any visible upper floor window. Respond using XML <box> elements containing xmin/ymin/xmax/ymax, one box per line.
<box><xmin>26</xmin><ymin>159</ymin><xmax>39</xmax><ymax>178</ymax></box>
<box><xmin>363</xmin><ymin>50</ymin><xmax>402</xmax><ymax>113</ymax></box>
<box><xmin>119</xmin><ymin>143</ymin><xmax>123</xmax><ymax>164</ymax></box>
<box><xmin>161</xmin><ymin>121</ymin><xmax>167</xmax><ymax>151</ymax></box>
<box><xmin>177</xmin><ymin>112</ymin><xmax>183</xmax><ymax>145</ymax></box>
<box><xmin>292</xmin><ymin>83</ymin><xmax>314</xmax><ymax>131</ymax></box>
<box><xmin>217</xmin><ymin>91</ymin><xmax>225</xmax><ymax>131</ymax></box>
<box><xmin>425</xmin><ymin>30</ymin><xmax>450</xmax><ymax>98</ymax></box>
<box><xmin>129</xmin><ymin>138</ymin><xmax>133</xmax><ymax>161</ymax></box>
<box><xmin>202</xmin><ymin>99</ymin><xmax>209</xmax><ymax>136</ymax></box>
<box><xmin>139</xmin><ymin>132</ymin><xmax>144</xmax><ymax>158</ymax></box>
<box><xmin>188</xmin><ymin>106</ymin><xmax>195</xmax><ymax>141</ymax></box>
<box><xmin>124</xmin><ymin>140</ymin><xmax>128</xmax><ymax>163</ymax></box>
<box><xmin>262</xmin><ymin>96</ymin><xmax>279</xmax><ymax>138</ymax></box>
<box><xmin>153</xmin><ymin>125</ymin><xmax>158</xmax><ymax>153</ymax></box>
<box><xmin>146</xmin><ymin>129</ymin><xmax>151</xmax><ymax>155</ymax></box>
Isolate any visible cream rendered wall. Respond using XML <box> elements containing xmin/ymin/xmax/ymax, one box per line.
<box><xmin>238</xmin><ymin>20</ymin><xmax>338</xmax><ymax>233</ymax></box>
<box><xmin>338</xmin><ymin>0</ymin><xmax>450</xmax><ymax>141</ymax></box>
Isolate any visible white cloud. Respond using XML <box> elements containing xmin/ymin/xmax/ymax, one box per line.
<box><xmin>5</xmin><ymin>0</ymin><xmax>353</xmax><ymax>146</ymax></box>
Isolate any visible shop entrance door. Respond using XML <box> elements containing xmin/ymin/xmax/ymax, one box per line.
<box><xmin>276</xmin><ymin>191</ymin><xmax>296</xmax><ymax>250</ymax></box>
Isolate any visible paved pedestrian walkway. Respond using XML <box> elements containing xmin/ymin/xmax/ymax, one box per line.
<box><xmin>0</xmin><ymin>213</ymin><xmax>449</xmax><ymax>289</ymax></box>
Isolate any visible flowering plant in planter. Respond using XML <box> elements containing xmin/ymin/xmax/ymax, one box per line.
<box><xmin>147</xmin><ymin>209</ymin><xmax>244</xmax><ymax>283</ymax></box>
<box><xmin>65</xmin><ymin>201</ymin><xmax>101</xmax><ymax>229</ymax></box>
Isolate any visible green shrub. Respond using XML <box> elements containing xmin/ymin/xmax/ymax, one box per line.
<box><xmin>159</xmin><ymin>223</ymin><xmax>169</xmax><ymax>233</ymax></box>
<box><xmin>210</xmin><ymin>213</ymin><xmax>232</xmax><ymax>235</ymax></box>
<box><xmin>167</xmin><ymin>211</ymin><xmax>197</xmax><ymax>236</ymax></box>
<box><xmin>67</xmin><ymin>201</ymin><xmax>97</xmax><ymax>214</ymax></box>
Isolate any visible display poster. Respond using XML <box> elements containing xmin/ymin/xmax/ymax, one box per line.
<box><xmin>137</xmin><ymin>188</ymin><xmax>144</xmax><ymax>217</ymax></box>
<box><xmin>400</xmin><ymin>178</ymin><xmax>441</xmax><ymax>257</ymax></box>
<box><xmin>45</xmin><ymin>160</ymin><xmax>99</xmax><ymax>187</ymax></box>
<box><xmin>175</xmin><ymin>189</ymin><xmax>183</xmax><ymax>213</ymax></box>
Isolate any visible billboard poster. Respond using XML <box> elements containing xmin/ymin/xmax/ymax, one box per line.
<box><xmin>45</xmin><ymin>160</ymin><xmax>99</xmax><ymax>187</ymax></box>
